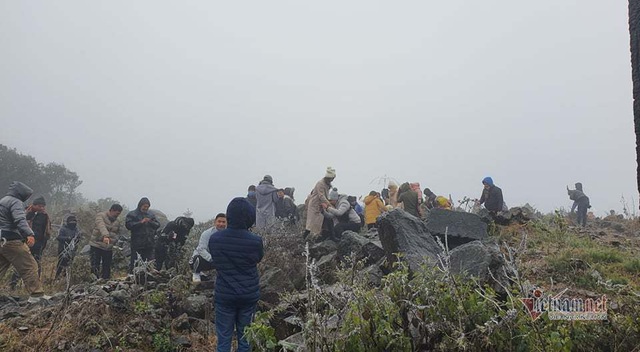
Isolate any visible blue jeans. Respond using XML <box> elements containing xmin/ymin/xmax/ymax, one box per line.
<box><xmin>215</xmin><ymin>302</ymin><xmax>256</xmax><ymax>352</ymax></box>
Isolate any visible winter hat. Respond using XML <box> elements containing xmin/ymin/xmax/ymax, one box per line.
<box><xmin>66</xmin><ymin>215</ymin><xmax>77</xmax><ymax>224</ymax></box>
<box><xmin>32</xmin><ymin>195</ymin><xmax>46</xmax><ymax>206</ymax></box>
<box><xmin>325</xmin><ymin>167</ymin><xmax>336</xmax><ymax>178</ymax></box>
<box><xmin>328</xmin><ymin>187</ymin><xmax>339</xmax><ymax>201</ymax></box>
<box><xmin>482</xmin><ymin>177</ymin><xmax>494</xmax><ymax>186</ymax></box>
<box><xmin>575</xmin><ymin>182</ymin><xmax>583</xmax><ymax>191</ymax></box>
<box><xmin>388</xmin><ymin>181</ymin><xmax>398</xmax><ymax>190</ymax></box>
<box><xmin>263</xmin><ymin>175</ymin><xmax>273</xmax><ymax>184</ymax></box>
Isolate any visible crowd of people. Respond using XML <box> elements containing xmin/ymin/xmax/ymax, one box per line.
<box><xmin>0</xmin><ymin>169</ymin><xmax>592</xmax><ymax>352</ymax></box>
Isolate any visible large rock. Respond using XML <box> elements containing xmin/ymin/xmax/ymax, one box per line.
<box><xmin>377</xmin><ymin>209</ymin><xmax>442</xmax><ymax>271</ymax></box>
<box><xmin>315</xmin><ymin>252</ymin><xmax>338</xmax><ymax>284</ymax></box>
<box><xmin>336</xmin><ymin>231</ymin><xmax>385</xmax><ymax>265</ymax></box>
<box><xmin>181</xmin><ymin>294</ymin><xmax>210</xmax><ymax>319</ymax></box>
<box><xmin>425</xmin><ymin>209</ymin><xmax>488</xmax><ymax>249</ymax></box>
<box><xmin>509</xmin><ymin>205</ymin><xmax>536</xmax><ymax>223</ymax></box>
<box><xmin>361</xmin><ymin>259</ymin><xmax>385</xmax><ymax>287</ymax></box>
<box><xmin>308</xmin><ymin>240</ymin><xmax>337</xmax><ymax>259</ymax></box>
<box><xmin>448</xmin><ymin>241</ymin><xmax>509</xmax><ymax>292</ymax></box>
<box><xmin>260</xmin><ymin>267</ymin><xmax>295</xmax><ymax>306</ymax></box>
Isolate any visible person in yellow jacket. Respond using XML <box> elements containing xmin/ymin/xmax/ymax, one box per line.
<box><xmin>364</xmin><ymin>191</ymin><xmax>388</xmax><ymax>229</ymax></box>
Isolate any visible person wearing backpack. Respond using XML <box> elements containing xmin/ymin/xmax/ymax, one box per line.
<box><xmin>568</xmin><ymin>182</ymin><xmax>591</xmax><ymax>227</ymax></box>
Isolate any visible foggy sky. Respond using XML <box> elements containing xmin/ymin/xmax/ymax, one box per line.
<box><xmin>0</xmin><ymin>1</ymin><xmax>635</xmax><ymax>222</ymax></box>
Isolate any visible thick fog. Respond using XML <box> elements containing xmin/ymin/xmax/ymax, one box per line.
<box><xmin>0</xmin><ymin>1</ymin><xmax>635</xmax><ymax>221</ymax></box>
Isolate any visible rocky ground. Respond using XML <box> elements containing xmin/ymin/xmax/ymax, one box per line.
<box><xmin>0</xmin><ymin>208</ymin><xmax>639</xmax><ymax>351</ymax></box>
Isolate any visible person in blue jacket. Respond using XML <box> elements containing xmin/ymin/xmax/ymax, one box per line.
<box><xmin>209</xmin><ymin>197</ymin><xmax>263</xmax><ymax>352</ymax></box>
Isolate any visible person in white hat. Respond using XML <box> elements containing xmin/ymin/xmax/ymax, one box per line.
<box><xmin>303</xmin><ymin>167</ymin><xmax>336</xmax><ymax>239</ymax></box>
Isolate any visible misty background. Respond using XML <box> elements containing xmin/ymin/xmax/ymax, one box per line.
<box><xmin>0</xmin><ymin>1</ymin><xmax>634</xmax><ymax>222</ymax></box>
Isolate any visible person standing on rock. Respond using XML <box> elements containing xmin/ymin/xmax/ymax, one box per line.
<box><xmin>568</xmin><ymin>182</ymin><xmax>591</xmax><ymax>227</ymax></box>
<box><xmin>125</xmin><ymin>197</ymin><xmax>160</xmax><ymax>274</ymax></box>
<box><xmin>209</xmin><ymin>197</ymin><xmax>263</xmax><ymax>352</ymax></box>
<box><xmin>396</xmin><ymin>182</ymin><xmax>421</xmax><ymax>218</ymax></box>
<box><xmin>0</xmin><ymin>181</ymin><xmax>45</xmax><ymax>302</ymax></box>
<box><xmin>364</xmin><ymin>191</ymin><xmax>387</xmax><ymax>229</ymax></box>
<box><xmin>255</xmin><ymin>175</ymin><xmax>279</xmax><ymax>231</ymax></box>
<box><xmin>10</xmin><ymin>194</ymin><xmax>52</xmax><ymax>288</ymax></box>
<box><xmin>323</xmin><ymin>188</ymin><xmax>362</xmax><ymax>241</ymax></box>
<box><xmin>55</xmin><ymin>215</ymin><xmax>82</xmax><ymax>279</ymax></box>
<box><xmin>423</xmin><ymin>188</ymin><xmax>438</xmax><ymax>210</ymax></box>
<box><xmin>190</xmin><ymin>213</ymin><xmax>227</xmax><ymax>282</ymax></box>
<box><xmin>477</xmin><ymin>177</ymin><xmax>504</xmax><ymax>214</ymax></box>
<box><xmin>90</xmin><ymin>204</ymin><xmax>123</xmax><ymax>280</ymax></box>
<box><xmin>304</xmin><ymin>167</ymin><xmax>336</xmax><ymax>239</ymax></box>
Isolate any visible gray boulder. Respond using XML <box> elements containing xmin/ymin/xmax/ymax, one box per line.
<box><xmin>448</xmin><ymin>241</ymin><xmax>509</xmax><ymax>292</ymax></box>
<box><xmin>361</xmin><ymin>260</ymin><xmax>385</xmax><ymax>287</ymax></box>
<box><xmin>308</xmin><ymin>240</ymin><xmax>337</xmax><ymax>259</ymax></box>
<box><xmin>377</xmin><ymin>209</ymin><xmax>442</xmax><ymax>271</ymax></box>
<box><xmin>260</xmin><ymin>267</ymin><xmax>295</xmax><ymax>306</ymax></box>
<box><xmin>425</xmin><ymin>209</ymin><xmax>488</xmax><ymax>249</ymax></box>
<box><xmin>172</xmin><ymin>313</ymin><xmax>191</xmax><ymax>331</ymax></box>
<box><xmin>336</xmin><ymin>231</ymin><xmax>385</xmax><ymax>265</ymax></box>
<box><xmin>182</xmin><ymin>294</ymin><xmax>210</xmax><ymax>319</ymax></box>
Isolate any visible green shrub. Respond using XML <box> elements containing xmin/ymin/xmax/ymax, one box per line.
<box><xmin>623</xmin><ymin>258</ymin><xmax>640</xmax><ymax>273</ymax></box>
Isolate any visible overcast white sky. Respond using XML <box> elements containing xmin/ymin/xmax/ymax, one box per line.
<box><xmin>0</xmin><ymin>1</ymin><xmax>635</xmax><ymax>221</ymax></box>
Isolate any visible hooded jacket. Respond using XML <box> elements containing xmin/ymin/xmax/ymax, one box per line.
<box><xmin>57</xmin><ymin>216</ymin><xmax>81</xmax><ymax>244</ymax></box>
<box><xmin>209</xmin><ymin>198</ymin><xmax>264</xmax><ymax>305</ymax></box>
<box><xmin>364</xmin><ymin>194</ymin><xmax>387</xmax><ymax>225</ymax></box>
<box><xmin>125</xmin><ymin>198</ymin><xmax>161</xmax><ymax>250</ymax></box>
<box><xmin>255</xmin><ymin>181</ymin><xmax>279</xmax><ymax>228</ymax></box>
<box><xmin>479</xmin><ymin>178</ymin><xmax>504</xmax><ymax>212</ymax></box>
<box><xmin>0</xmin><ymin>181</ymin><xmax>35</xmax><ymax>240</ymax></box>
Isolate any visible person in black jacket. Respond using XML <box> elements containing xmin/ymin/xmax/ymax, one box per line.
<box><xmin>423</xmin><ymin>188</ymin><xmax>438</xmax><ymax>210</ymax></box>
<box><xmin>154</xmin><ymin>216</ymin><xmax>194</xmax><ymax>271</ymax></box>
<box><xmin>209</xmin><ymin>197</ymin><xmax>263</xmax><ymax>352</ymax></box>
<box><xmin>246</xmin><ymin>185</ymin><xmax>257</xmax><ymax>208</ymax></box>
<box><xmin>478</xmin><ymin>177</ymin><xmax>504</xmax><ymax>213</ymax></box>
<box><xmin>55</xmin><ymin>215</ymin><xmax>81</xmax><ymax>279</ymax></box>
<box><xmin>125</xmin><ymin>197</ymin><xmax>160</xmax><ymax>273</ymax></box>
<box><xmin>568</xmin><ymin>182</ymin><xmax>591</xmax><ymax>227</ymax></box>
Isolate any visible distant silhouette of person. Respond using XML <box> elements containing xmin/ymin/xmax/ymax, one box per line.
<box><xmin>568</xmin><ymin>182</ymin><xmax>590</xmax><ymax>227</ymax></box>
